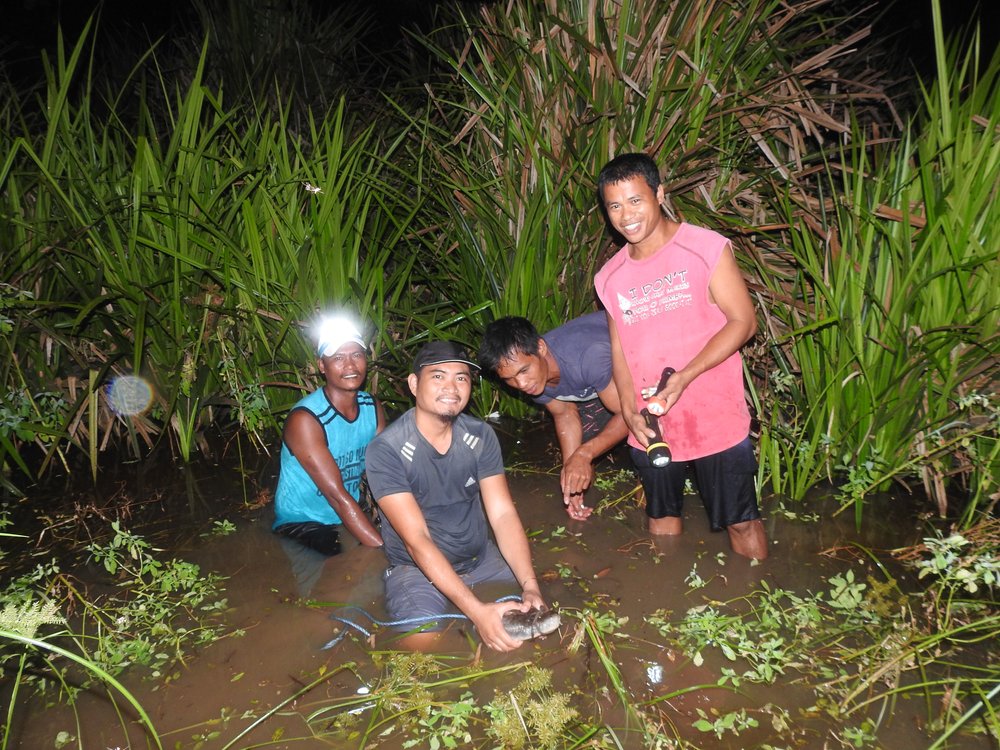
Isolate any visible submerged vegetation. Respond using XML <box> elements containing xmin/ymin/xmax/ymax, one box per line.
<box><xmin>246</xmin><ymin>505</ymin><xmax>997</xmax><ymax>749</ymax></box>
<box><xmin>1</xmin><ymin>518</ymin><xmax>232</xmax><ymax>748</ymax></box>
<box><xmin>1</xmin><ymin>0</ymin><xmax>997</xmax><ymax>747</ymax></box>
<box><xmin>8</xmin><ymin>484</ymin><xmax>993</xmax><ymax>748</ymax></box>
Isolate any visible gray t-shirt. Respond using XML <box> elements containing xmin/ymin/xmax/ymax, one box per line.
<box><xmin>534</xmin><ymin>311</ymin><xmax>614</xmax><ymax>405</ymax></box>
<box><xmin>366</xmin><ymin>409</ymin><xmax>505</xmax><ymax>572</ymax></box>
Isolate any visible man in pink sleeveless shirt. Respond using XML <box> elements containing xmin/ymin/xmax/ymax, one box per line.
<box><xmin>594</xmin><ymin>153</ymin><xmax>768</xmax><ymax>560</ymax></box>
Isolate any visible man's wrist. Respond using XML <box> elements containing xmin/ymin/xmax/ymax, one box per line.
<box><xmin>461</xmin><ymin>597</ymin><xmax>491</xmax><ymax>622</ymax></box>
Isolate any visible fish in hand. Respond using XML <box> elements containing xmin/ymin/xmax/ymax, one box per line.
<box><xmin>501</xmin><ymin>607</ymin><xmax>562</xmax><ymax>640</ymax></box>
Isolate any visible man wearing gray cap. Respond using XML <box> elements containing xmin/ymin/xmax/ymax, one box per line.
<box><xmin>273</xmin><ymin>317</ymin><xmax>385</xmax><ymax>565</ymax></box>
<box><xmin>365</xmin><ymin>341</ymin><xmax>547</xmax><ymax>652</ymax></box>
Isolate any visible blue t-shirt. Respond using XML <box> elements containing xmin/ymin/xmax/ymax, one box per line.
<box><xmin>273</xmin><ymin>388</ymin><xmax>378</xmax><ymax>529</ymax></box>
<box><xmin>366</xmin><ymin>410</ymin><xmax>505</xmax><ymax>572</ymax></box>
<box><xmin>534</xmin><ymin>312</ymin><xmax>614</xmax><ymax>405</ymax></box>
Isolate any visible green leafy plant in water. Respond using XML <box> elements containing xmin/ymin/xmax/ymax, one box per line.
<box><xmin>555</xmin><ymin>562</ymin><xmax>574</xmax><ymax>580</ymax></box>
<box><xmin>86</xmin><ymin>521</ymin><xmax>161</xmax><ymax>576</ymax></box>
<box><xmin>651</xmin><ymin>576</ymin><xmax>880</xmax><ymax>687</ymax></box>
<box><xmin>202</xmin><ymin>519</ymin><xmax>238</xmax><ymax>537</ymax></box>
<box><xmin>839</xmin><ymin>719</ymin><xmax>878</xmax><ymax>748</ymax></box>
<box><xmin>74</xmin><ymin>523</ymin><xmax>230</xmax><ymax>678</ymax></box>
<box><xmin>1</xmin><ymin>568</ymin><xmax>166</xmax><ymax>748</ymax></box>
<box><xmin>568</xmin><ymin>608</ymin><xmax>629</xmax><ymax>642</ymax></box>
<box><xmin>403</xmin><ymin>691</ymin><xmax>477</xmax><ymax>750</ymax></box>
<box><xmin>904</xmin><ymin>521</ymin><xmax>999</xmax><ymax>630</ymax></box>
<box><xmin>590</xmin><ymin>468</ymin><xmax>642</xmax><ymax>518</ymax></box>
<box><xmin>827</xmin><ymin>570</ymin><xmax>869</xmax><ymax>614</ymax></box>
<box><xmin>298</xmin><ymin>653</ymin><xmax>539</xmax><ymax>747</ymax></box>
<box><xmin>592</xmin><ymin>468</ymin><xmax>636</xmax><ymax>493</ymax></box>
<box><xmin>915</xmin><ymin>533</ymin><xmax>999</xmax><ymax>595</ymax></box>
<box><xmin>684</xmin><ymin>564</ymin><xmax>708</xmax><ymax>590</ymax></box>
<box><xmin>528</xmin><ymin>524</ymin><xmax>568</xmax><ymax>544</ymax></box>
<box><xmin>261</xmin><ymin>655</ymin><xmax>603</xmax><ymax>750</ymax></box>
<box><xmin>769</xmin><ymin>499</ymin><xmax>821</xmax><ymax>523</ymax></box>
<box><xmin>692</xmin><ymin>707</ymin><xmax>759</xmax><ymax>739</ymax></box>
<box><xmin>649</xmin><ymin>555</ymin><xmax>998</xmax><ymax>745</ymax></box>
<box><xmin>664</xmin><ymin>603</ymin><xmax>793</xmax><ymax>683</ymax></box>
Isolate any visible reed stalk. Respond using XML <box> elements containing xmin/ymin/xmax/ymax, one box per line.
<box><xmin>749</xmin><ymin>11</ymin><xmax>999</xmax><ymax>518</ymax></box>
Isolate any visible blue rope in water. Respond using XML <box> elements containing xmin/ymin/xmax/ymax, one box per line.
<box><xmin>321</xmin><ymin>595</ymin><xmax>522</xmax><ymax>650</ymax></box>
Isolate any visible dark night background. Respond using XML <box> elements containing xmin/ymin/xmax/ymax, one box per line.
<box><xmin>1</xmin><ymin>0</ymin><xmax>997</xmax><ymax>87</ymax></box>
<box><xmin>0</xmin><ymin>0</ymin><xmax>452</xmax><ymax>88</ymax></box>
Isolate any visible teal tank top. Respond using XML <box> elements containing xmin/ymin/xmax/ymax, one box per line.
<box><xmin>273</xmin><ymin>389</ymin><xmax>377</xmax><ymax>529</ymax></box>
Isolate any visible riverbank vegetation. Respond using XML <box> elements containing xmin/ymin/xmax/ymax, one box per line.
<box><xmin>1</xmin><ymin>0</ymin><xmax>997</xmax><ymax>746</ymax></box>
<box><xmin>1</xmin><ymin>0</ymin><xmax>995</xmax><ymax>517</ymax></box>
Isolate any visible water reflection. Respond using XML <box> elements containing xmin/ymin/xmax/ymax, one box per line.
<box><xmin>276</xmin><ymin>534</ymin><xmax>330</xmax><ymax>597</ymax></box>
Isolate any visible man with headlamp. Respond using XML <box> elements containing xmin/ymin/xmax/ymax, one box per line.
<box><xmin>273</xmin><ymin>316</ymin><xmax>385</xmax><ymax>560</ymax></box>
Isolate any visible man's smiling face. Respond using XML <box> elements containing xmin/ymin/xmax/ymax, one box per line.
<box><xmin>493</xmin><ymin>348</ymin><xmax>549</xmax><ymax>397</ymax></box>
<box><xmin>319</xmin><ymin>342</ymin><xmax>368</xmax><ymax>392</ymax></box>
<box><xmin>601</xmin><ymin>175</ymin><xmax>666</xmax><ymax>252</ymax></box>
<box><xmin>410</xmin><ymin>361</ymin><xmax>473</xmax><ymax>421</ymax></box>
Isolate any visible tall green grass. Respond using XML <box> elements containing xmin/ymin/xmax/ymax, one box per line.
<box><xmin>1</xmin><ymin>0</ymin><xmax>995</xmax><ymax>526</ymax></box>
<box><xmin>0</xmin><ymin>20</ymin><xmax>429</xmax><ymax>474</ymax></box>
<box><xmin>408</xmin><ymin>0</ymin><xmax>882</xmax><ymax>413</ymax></box>
<box><xmin>750</xmin><ymin>9</ymin><xmax>999</xmax><ymax>520</ymax></box>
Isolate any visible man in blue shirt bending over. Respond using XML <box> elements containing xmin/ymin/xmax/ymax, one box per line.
<box><xmin>479</xmin><ymin>314</ymin><xmax>629</xmax><ymax>521</ymax></box>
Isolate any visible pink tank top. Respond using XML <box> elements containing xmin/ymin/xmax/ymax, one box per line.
<box><xmin>594</xmin><ymin>223</ymin><xmax>750</xmax><ymax>460</ymax></box>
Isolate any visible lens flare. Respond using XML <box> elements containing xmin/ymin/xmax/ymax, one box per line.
<box><xmin>314</xmin><ymin>314</ymin><xmax>366</xmax><ymax>357</ymax></box>
<box><xmin>106</xmin><ymin>375</ymin><xmax>154</xmax><ymax>416</ymax></box>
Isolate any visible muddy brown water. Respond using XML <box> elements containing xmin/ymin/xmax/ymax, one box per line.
<box><xmin>2</xmin><ymin>422</ymin><xmax>994</xmax><ymax>749</ymax></box>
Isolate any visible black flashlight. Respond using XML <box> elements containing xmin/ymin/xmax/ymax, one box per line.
<box><xmin>640</xmin><ymin>367</ymin><xmax>675</xmax><ymax>467</ymax></box>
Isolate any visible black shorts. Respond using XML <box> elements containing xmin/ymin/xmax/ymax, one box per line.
<box><xmin>577</xmin><ymin>398</ymin><xmax>615</xmax><ymax>442</ymax></box>
<box><xmin>630</xmin><ymin>437</ymin><xmax>760</xmax><ymax>531</ymax></box>
<box><xmin>273</xmin><ymin>521</ymin><xmax>342</xmax><ymax>556</ymax></box>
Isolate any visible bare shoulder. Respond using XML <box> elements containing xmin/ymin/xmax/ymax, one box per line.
<box><xmin>283</xmin><ymin>407</ymin><xmax>323</xmax><ymax>442</ymax></box>
<box><xmin>708</xmin><ymin>245</ymin><xmax>753</xmax><ymax>304</ymax></box>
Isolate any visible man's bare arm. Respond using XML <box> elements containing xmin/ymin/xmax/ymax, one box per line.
<box><xmin>607</xmin><ymin>314</ymin><xmax>654</xmax><ymax>447</ymax></box>
<box><xmin>479</xmin><ymin>473</ymin><xmax>545</xmax><ymax>611</ymax></box>
<box><xmin>546</xmin><ymin>396</ymin><xmax>628</xmax><ymax>518</ymax></box>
